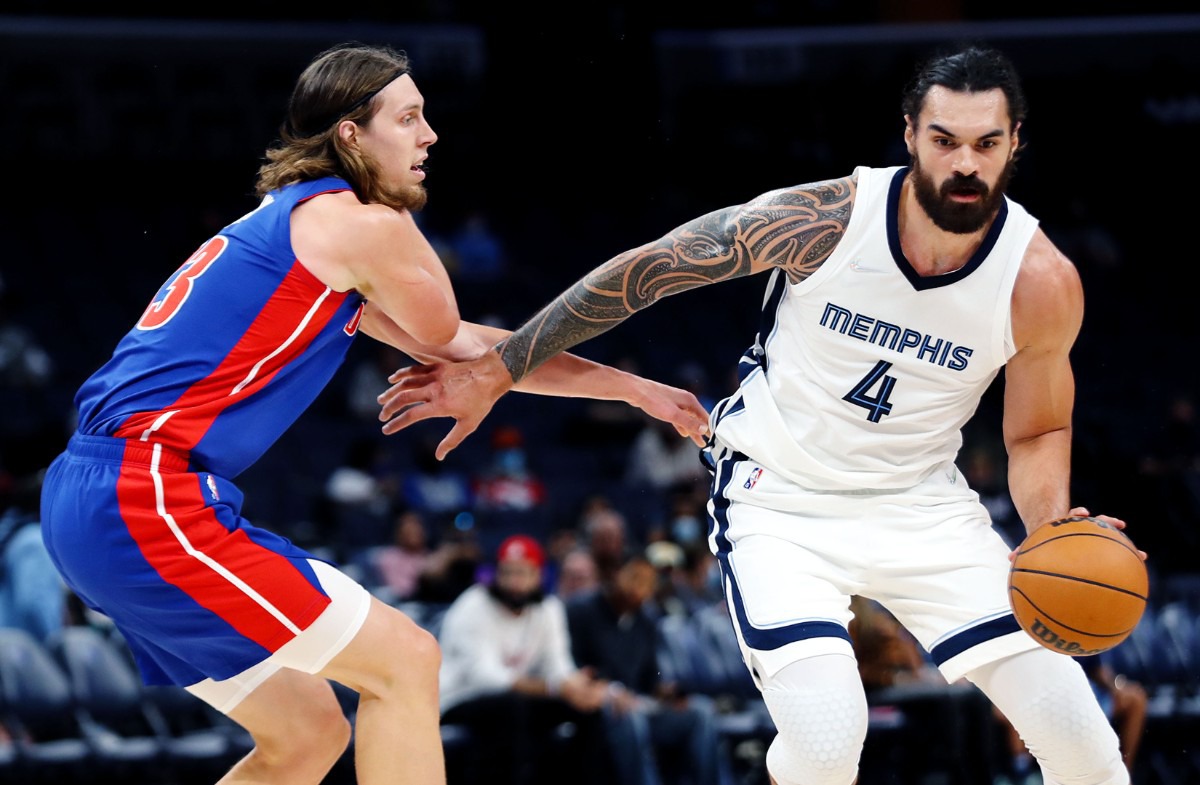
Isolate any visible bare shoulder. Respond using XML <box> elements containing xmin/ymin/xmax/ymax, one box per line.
<box><xmin>735</xmin><ymin>174</ymin><xmax>858</xmax><ymax>280</ymax></box>
<box><xmin>291</xmin><ymin>191</ymin><xmax>422</xmax><ymax>291</ymax></box>
<box><xmin>1011</xmin><ymin>228</ymin><xmax>1084</xmax><ymax>351</ymax></box>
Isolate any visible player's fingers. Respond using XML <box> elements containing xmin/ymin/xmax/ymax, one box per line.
<box><xmin>1069</xmin><ymin>506</ymin><xmax>1125</xmax><ymax>529</ymax></box>
<box><xmin>387</xmin><ymin>364</ymin><xmax>432</xmax><ymax>384</ymax></box>
<box><xmin>435</xmin><ymin>420</ymin><xmax>478</xmax><ymax>461</ymax></box>
<box><xmin>380</xmin><ymin>403</ymin><xmax>443</xmax><ymax>435</ymax></box>
<box><xmin>378</xmin><ymin>387</ymin><xmax>436</xmax><ymax>420</ymax></box>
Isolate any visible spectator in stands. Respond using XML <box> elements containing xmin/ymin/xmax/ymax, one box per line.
<box><xmin>0</xmin><ymin>473</ymin><xmax>66</xmax><ymax>643</ymax></box>
<box><xmin>368</xmin><ymin>509</ymin><xmax>433</xmax><ymax>602</ymax></box>
<box><xmin>649</xmin><ymin>541</ymin><xmax>724</xmax><ymax>621</ymax></box>
<box><xmin>582</xmin><ymin>504</ymin><xmax>633</xmax><ymax>586</ymax></box>
<box><xmin>438</xmin><ymin>534</ymin><xmax>612</xmax><ymax>785</ymax></box>
<box><xmin>410</xmin><ymin>522</ymin><xmax>483</xmax><ymax>604</ymax></box>
<box><xmin>323</xmin><ymin>438</ymin><xmax>397</xmax><ymax>511</ymax></box>
<box><xmin>566</xmin><ymin>552</ymin><xmax>726</xmax><ymax>785</ymax></box>
<box><xmin>554</xmin><ymin>546</ymin><xmax>600</xmax><ymax>602</ymax></box>
<box><xmin>644</xmin><ymin>539</ymin><xmax>688</xmax><ymax>619</ymax></box>
<box><xmin>321</xmin><ymin>437</ymin><xmax>399</xmax><ymax>554</ymax></box>
<box><xmin>472</xmin><ymin>425</ymin><xmax>547</xmax><ymax>514</ymax></box>
<box><xmin>625</xmin><ymin>414</ymin><xmax>709</xmax><ymax>493</ymax></box>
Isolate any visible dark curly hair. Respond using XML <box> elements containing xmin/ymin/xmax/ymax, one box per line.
<box><xmin>901</xmin><ymin>45</ymin><xmax>1027</xmax><ymax>131</ymax></box>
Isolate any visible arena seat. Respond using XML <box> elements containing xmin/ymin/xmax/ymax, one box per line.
<box><xmin>0</xmin><ymin>627</ymin><xmax>94</xmax><ymax>784</ymax></box>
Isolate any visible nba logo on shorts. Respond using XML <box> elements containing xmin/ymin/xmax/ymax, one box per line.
<box><xmin>744</xmin><ymin>467</ymin><xmax>763</xmax><ymax>490</ymax></box>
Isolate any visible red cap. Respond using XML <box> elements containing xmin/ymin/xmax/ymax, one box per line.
<box><xmin>496</xmin><ymin>535</ymin><xmax>545</xmax><ymax>568</ymax></box>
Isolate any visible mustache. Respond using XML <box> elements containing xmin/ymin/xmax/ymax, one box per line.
<box><xmin>941</xmin><ymin>174</ymin><xmax>988</xmax><ymax>196</ymax></box>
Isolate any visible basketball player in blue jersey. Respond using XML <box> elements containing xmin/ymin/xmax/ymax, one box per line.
<box><xmin>38</xmin><ymin>43</ymin><xmax>709</xmax><ymax>785</ymax></box>
<box><xmin>379</xmin><ymin>47</ymin><xmax>1140</xmax><ymax>785</ymax></box>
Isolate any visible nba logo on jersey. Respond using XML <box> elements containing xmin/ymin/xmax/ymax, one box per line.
<box><xmin>206</xmin><ymin>474</ymin><xmax>220</xmax><ymax>502</ymax></box>
<box><xmin>744</xmin><ymin>467</ymin><xmax>763</xmax><ymax>490</ymax></box>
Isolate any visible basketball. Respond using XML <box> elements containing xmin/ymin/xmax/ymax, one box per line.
<box><xmin>1008</xmin><ymin>515</ymin><xmax>1148</xmax><ymax>656</ymax></box>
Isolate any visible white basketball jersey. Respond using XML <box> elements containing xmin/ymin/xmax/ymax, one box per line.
<box><xmin>711</xmin><ymin>165</ymin><xmax>1039</xmax><ymax>491</ymax></box>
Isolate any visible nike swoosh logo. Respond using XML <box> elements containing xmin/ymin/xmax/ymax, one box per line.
<box><xmin>849</xmin><ymin>260</ymin><xmax>886</xmax><ymax>273</ymax></box>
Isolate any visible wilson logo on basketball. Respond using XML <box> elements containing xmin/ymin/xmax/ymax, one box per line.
<box><xmin>1028</xmin><ymin>619</ymin><xmax>1104</xmax><ymax>657</ymax></box>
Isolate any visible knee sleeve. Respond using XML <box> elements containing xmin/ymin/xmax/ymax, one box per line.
<box><xmin>760</xmin><ymin>653</ymin><xmax>867</xmax><ymax>785</ymax></box>
<box><xmin>967</xmin><ymin>649</ymin><xmax>1128</xmax><ymax>785</ymax></box>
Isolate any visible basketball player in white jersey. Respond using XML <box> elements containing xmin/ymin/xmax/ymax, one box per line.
<box><xmin>379</xmin><ymin>46</ymin><xmax>1135</xmax><ymax>785</ymax></box>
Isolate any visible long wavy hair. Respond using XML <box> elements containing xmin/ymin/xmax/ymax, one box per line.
<box><xmin>254</xmin><ymin>42</ymin><xmax>411</xmax><ymax>207</ymax></box>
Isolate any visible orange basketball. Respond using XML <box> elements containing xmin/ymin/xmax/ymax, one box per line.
<box><xmin>1008</xmin><ymin>515</ymin><xmax>1148</xmax><ymax>656</ymax></box>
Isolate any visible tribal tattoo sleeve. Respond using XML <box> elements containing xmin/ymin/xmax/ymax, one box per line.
<box><xmin>498</xmin><ymin>176</ymin><xmax>855</xmax><ymax>382</ymax></box>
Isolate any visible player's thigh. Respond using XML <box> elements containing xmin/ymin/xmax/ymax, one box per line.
<box><xmin>317</xmin><ymin>596</ymin><xmax>440</xmax><ymax>698</ymax></box>
<box><xmin>724</xmin><ymin>529</ymin><xmax>857</xmax><ymax>628</ymax></box>
<box><xmin>224</xmin><ymin>667</ymin><xmax>348</xmax><ymax>745</ymax></box>
<box><xmin>720</xmin><ymin>526</ymin><xmax>859</xmax><ymax>686</ymax></box>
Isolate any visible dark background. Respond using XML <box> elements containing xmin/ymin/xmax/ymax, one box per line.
<box><xmin>2</xmin><ymin>4</ymin><xmax>1199</xmax><ymax>573</ymax></box>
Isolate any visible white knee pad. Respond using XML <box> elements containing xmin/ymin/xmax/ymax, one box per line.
<box><xmin>760</xmin><ymin>653</ymin><xmax>867</xmax><ymax>785</ymax></box>
<box><xmin>967</xmin><ymin>649</ymin><xmax>1128</xmax><ymax>785</ymax></box>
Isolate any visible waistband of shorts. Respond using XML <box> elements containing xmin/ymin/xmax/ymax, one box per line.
<box><xmin>67</xmin><ymin>433</ymin><xmax>192</xmax><ymax>472</ymax></box>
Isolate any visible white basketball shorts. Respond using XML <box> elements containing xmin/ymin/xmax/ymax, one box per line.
<box><xmin>704</xmin><ymin>440</ymin><xmax>1041</xmax><ymax>686</ymax></box>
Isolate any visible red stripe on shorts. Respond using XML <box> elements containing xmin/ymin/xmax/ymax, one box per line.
<box><xmin>115</xmin><ymin>444</ymin><xmax>331</xmax><ymax>654</ymax></box>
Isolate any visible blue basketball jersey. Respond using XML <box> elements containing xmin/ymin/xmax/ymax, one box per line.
<box><xmin>75</xmin><ymin>177</ymin><xmax>367</xmax><ymax>478</ymax></box>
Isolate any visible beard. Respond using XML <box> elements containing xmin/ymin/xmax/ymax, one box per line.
<box><xmin>382</xmin><ymin>182</ymin><xmax>428</xmax><ymax>212</ymax></box>
<box><xmin>911</xmin><ymin>152</ymin><xmax>1013</xmax><ymax>235</ymax></box>
<box><xmin>488</xmin><ymin>581</ymin><xmax>545</xmax><ymax>613</ymax></box>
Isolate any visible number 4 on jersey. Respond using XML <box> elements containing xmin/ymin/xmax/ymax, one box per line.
<box><xmin>843</xmin><ymin>360</ymin><xmax>896</xmax><ymax>423</ymax></box>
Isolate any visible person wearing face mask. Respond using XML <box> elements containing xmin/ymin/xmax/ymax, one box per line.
<box><xmin>472</xmin><ymin>426</ymin><xmax>547</xmax><ymax>513</ymax></box>
<box><xmin>437</xmin><ymin>535</ymin><xmax>612</xmax><ymax>785</ymax></box>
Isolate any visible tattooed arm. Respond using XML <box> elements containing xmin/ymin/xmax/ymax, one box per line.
<box><xmin>500</xmin><ymin>177</ymin><xmax>855</xmax><ymax>382</ymax></box>
<box><xmin>380</xmin><ymin>176</ymin><xmax>857</xmax><ymax>458</ymax></box>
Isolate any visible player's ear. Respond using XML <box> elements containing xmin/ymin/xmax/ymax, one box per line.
<box><xmin>337</xmin><ymin>119</ymin><xmax>359</xmax><ymax>148</ymax></box>
<box><xmin>903</xmin><ymin>114</ymin><xmax>916</xmax><ymax>155</ymax></box>
<box><xmin>1010</xmin><ymin>121</ymin><xmax>1021</xmax><ymax>158</ymax></box>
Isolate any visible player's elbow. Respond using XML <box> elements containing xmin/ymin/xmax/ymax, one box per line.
<box><xmin>403</xmin><ymin>296</ymin><xmax>461</xmax><ymax>346</ymax></box>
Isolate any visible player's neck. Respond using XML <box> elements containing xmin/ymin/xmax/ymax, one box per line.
<box><xmin>898</xmin><ymin>180</ymin><xmax>993</xmax><ymax>276</ymax></box>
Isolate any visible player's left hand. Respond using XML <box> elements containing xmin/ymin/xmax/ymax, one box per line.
<box><xmin>629</xmin><ymin>377</ymin><xmax>711</xmax><ymax>447</ymax></box>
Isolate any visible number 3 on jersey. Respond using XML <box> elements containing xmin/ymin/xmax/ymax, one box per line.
<box><xmin>137</xmin><ymin>236</ymin><xmax>228</xmax><ymax>330</ymax></box>
<box><xmin>843</xmin><ymin>360</ymin><xmax>896</xmax><ymax>423</ymax></box>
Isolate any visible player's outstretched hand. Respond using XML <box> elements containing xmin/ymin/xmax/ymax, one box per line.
<box><xmin>378</xmin><ymin>351</ymin><xmax>514</xmax><ymax>460</ymax></box>
<box><xmin>629</xmin><ymin>377</ymin><xmax>711</xmax><ymax>447</ymax></box>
